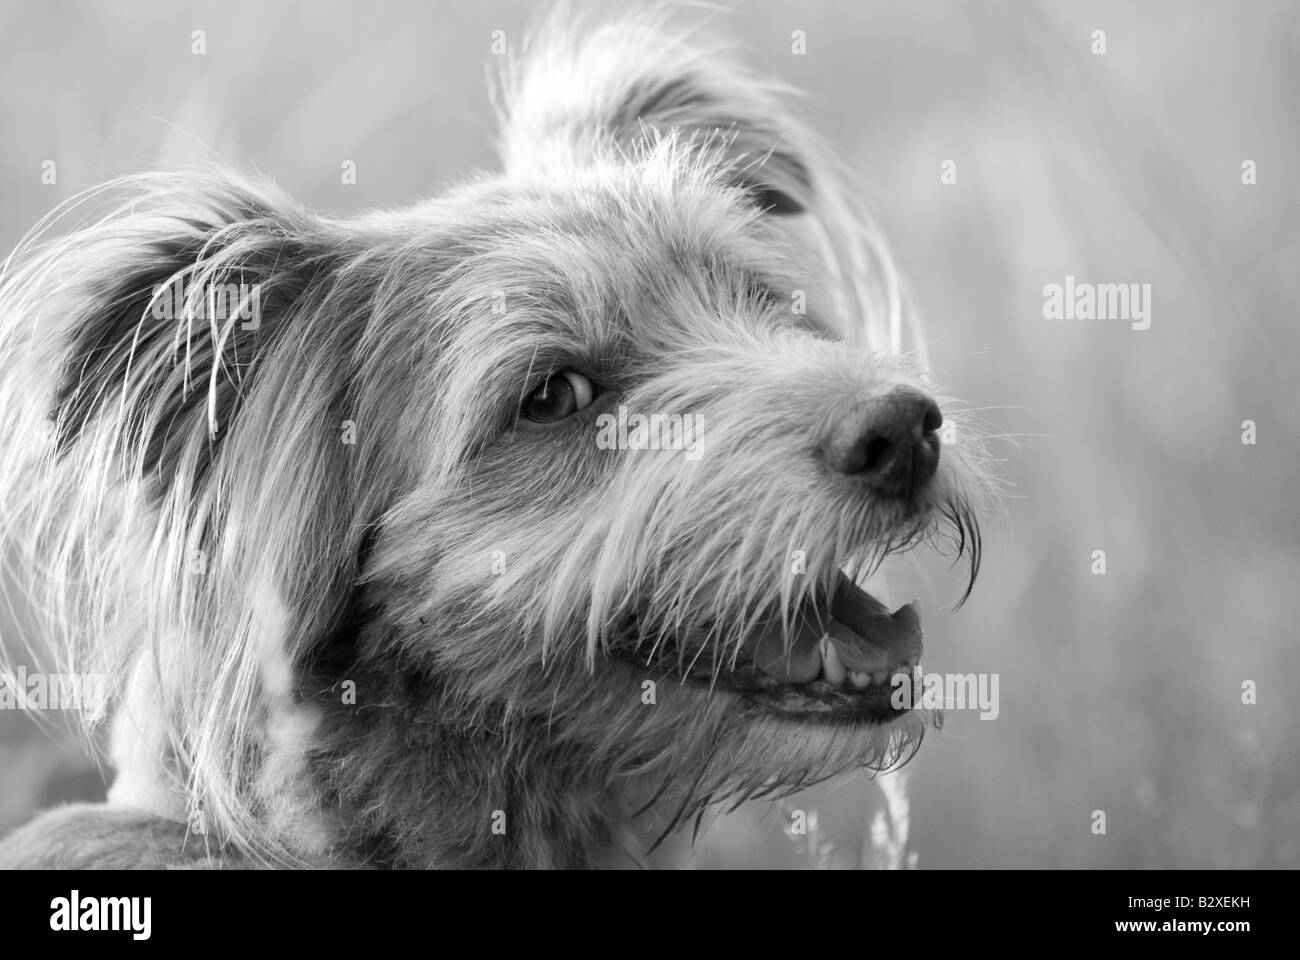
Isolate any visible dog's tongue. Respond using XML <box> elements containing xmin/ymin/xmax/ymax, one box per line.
<box><xmin>753</xmin><ymin>576</ymin><xmax>923</xmax><ymax>683</ymax></box>
<box><xmin>824</xmin><ymin>578</ymin><xmax>922</xmax><ymax>672</ymax></box>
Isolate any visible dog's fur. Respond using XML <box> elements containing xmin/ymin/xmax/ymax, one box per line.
<box><xmin>0</xmin><ymin>11</ymin><xmax>992</xmax><ymax>869</ymax></box>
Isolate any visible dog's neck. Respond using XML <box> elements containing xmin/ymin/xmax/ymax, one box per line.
<box><xmin>308</xmin><ymin>654</ymin><xmax>633</xmax><ymax>869</ymax></box>
<box><xmin>105</xmin><ymin>637</ymin><xmax>634</xmax><ymax>868</ymax></box>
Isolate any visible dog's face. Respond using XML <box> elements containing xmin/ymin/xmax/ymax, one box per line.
<box><xmin>0</xmin><ymin>16</ymin><xmax>990</xmax><ymax>860</ymax></box>
<box><xmin>361</xmin><ymin>110</ymin><xmax>982</xmax><ymax>827</ymax></box>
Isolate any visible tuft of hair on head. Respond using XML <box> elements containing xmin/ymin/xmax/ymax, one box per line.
<box><xmin>493</xmin><ymin>3</ymin><xmax>926</xmax><ymax>361</ymax></box>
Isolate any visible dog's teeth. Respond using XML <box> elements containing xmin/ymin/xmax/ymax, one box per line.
<box><xmin>869</xmin><ymin>670</ymin><xmax>890</xmax><ymax>687</ymax></box>
<box><xmin>848</xmin><ymin>670</ymin><xmax>871</xmax><ymax>690</ymax></box>
<box><xmin>820</xmin><ymin>637</ymin><xmax>847</xmax><ymax>686</ymax></box>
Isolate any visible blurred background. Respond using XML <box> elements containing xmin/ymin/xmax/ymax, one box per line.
<box><xmin>1</xmin><ymin>0</ymin><xmax>1297</xmax><ymax>868</ymax></box>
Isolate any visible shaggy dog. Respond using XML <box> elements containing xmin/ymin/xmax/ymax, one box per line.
<box><xmin>0</xmin><ymin>12</ymin><xmax>991</xmax><ymax>868</ymax></box>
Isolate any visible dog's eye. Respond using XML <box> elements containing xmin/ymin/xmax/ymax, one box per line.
<box><xmin>522</xmin><ymin>371</ymin><xmax>596</xmax><ymax>423</ymax></box>
<box><xmin>747</xmin><ymin>185</ymin><xmax>804</xmax><ymax>216</ymax></box>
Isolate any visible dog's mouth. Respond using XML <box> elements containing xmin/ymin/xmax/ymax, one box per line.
<box><xmin>618</xmin><ymin>573</ymin><xmax>924</xmax><ymax>725</ymax></box>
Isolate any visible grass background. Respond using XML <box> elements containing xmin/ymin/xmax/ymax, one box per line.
<box><xmin>1</xmin><ymin>0</ymin><xmax>1297</xmax><ymax>868</ymax></box>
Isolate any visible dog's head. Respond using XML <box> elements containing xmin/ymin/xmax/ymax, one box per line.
<box><xmin>0</xmin><ymin>14</ymin><xmax>993</xmax><ymax>863</ymax></box>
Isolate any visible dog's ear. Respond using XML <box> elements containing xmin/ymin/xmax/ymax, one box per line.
<box><xmin>42</xmin><ymin>175</ymin><xmax>313</xmax><ymax>481</ymax></box>
<box><xmin>496</xmin><ymin>14</ymin><xmax>922</xmax><ymax>355</ymax></box>
<box><xmin>497</xmin><ymin>16</ymin><xmax>811</xmax><ymax>215</ymax></box>
<box><xmin>0</xmin><ymin>171</ymin><xmax>387</xmax><ymax>855</ymax></box>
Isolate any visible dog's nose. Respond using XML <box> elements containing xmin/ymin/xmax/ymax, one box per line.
<box><xmin>822</xmin><ymin>386</ymin><xmax>943</xmax><ymax>497</ymax></box>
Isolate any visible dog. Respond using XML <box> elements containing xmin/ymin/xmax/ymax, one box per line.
<box><xmin>0</xmin><ymin>10</ymin><xmax>991</xmax><ymax>869</ymax></box>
